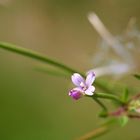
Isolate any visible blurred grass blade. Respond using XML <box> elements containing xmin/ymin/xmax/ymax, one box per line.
<box><xmin>134</xmin><ymin>74</ymin><xmax>140</xmax><ymax>80</ymax></box>
<box><xmin>0</xmin><ymin>42</ymin><xmax>78</xmax><ymax>75</ymax></box>
<box><xmin>76</xmin><ymin>126</ymin><xmax>109</xmax><ymax>140</ymax></box>
<box><xmin>76</xmin><ymin>119</ymin><xmax>116</xmax><ymax>140</ymax></box>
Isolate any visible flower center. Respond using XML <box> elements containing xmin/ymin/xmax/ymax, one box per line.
<box><xmin>80</xmin><ymin>82</ymin><xmax>87</xmax><ymax>91</ymax></box>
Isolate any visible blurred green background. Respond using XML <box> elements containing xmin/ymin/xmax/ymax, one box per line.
<box><xmin>0</xmin><ymin>0</ymin><xmax>140</xmax><ymax>140</ymax></box>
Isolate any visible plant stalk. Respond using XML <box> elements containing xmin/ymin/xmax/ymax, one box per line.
<box><xmin>94</xmin><ymin>92</ymin><xmax>124</xmax><ymax>105</ymax></box>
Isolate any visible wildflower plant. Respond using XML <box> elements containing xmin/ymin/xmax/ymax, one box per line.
<box><xmin>0</xmin><ymin>41</ymin><xmax>140</xmax><ymax>139</ymax></box>
<box><xmin>0</xmin><ymin>14</ymin><xmax>140</xmax><ymax>140</ymax></box>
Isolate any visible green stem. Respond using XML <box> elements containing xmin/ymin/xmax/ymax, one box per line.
<box><xmin>94</xmin><ymin>92</ymin><xmax>124</xmax><ymax>105</ymax></box>
<box><xmin>0</xmin><ymin>41</ymin><xmax>120</xmax><ymax>94</ymax></box>
<box><xmin>77</xmin><ymin>125</ymin><xmax>109</xmax><ymax>140</ymax></box>
<box><xmin>0</xmin><ymin>42</ymin><xmax>78</xmax><ymax>75</ymax></box>
<box><xmin>91</xmin><ymin>96</ymin><xmax>107</xmax><ymax>111</ymax></box>
<box><xmin>94</xmin><ymin>79</ymin><xmax>115</xmax><ymax>94</ymax></box>
<box><xmin>0</xmin><ymin>42</ymin><xmax>126</xmax><ymax>111</ymax></box>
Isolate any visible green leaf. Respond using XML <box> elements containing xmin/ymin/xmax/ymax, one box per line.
<box><xmin>118</xmin><ymin>116</ymin><xmax>129</xmax><ymax>127</ymax></box>
<box><xmin>134</xmin><ymin>74</ymin><xmax>140</xmax><ymax>80</ymax></box>
<box><xmin>121</xmin><ymin>88</ymin><xmax>129</xmax><ymax>103</ymax></box>
<box><xmin>99</xmin><ymin>110</ymin><xmax>108</xmax><ymax>118</ymax></box>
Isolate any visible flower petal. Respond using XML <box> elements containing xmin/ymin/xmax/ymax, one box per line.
<box><xmin>85</xmin><ymin>86</ymin><xmax>95</xmax><ymax>96</ymax></box>
<box><xmin>86</xmin><ymin>72</ymin><xmax>95</xmax><ymax>86</ymax></box>
<box><xmin>71</xmin><ymin>73</ymin><xmax>85</xmax><ymax>87</ymax></box>
<box><xmin>69</xmin><ymin>88</ymin><xmax>83</xmax><ymax>100</ymax></box>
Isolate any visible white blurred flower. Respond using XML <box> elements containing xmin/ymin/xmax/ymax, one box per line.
<box><xmin>88</xmin><ymin>12</ymin><xmax>140</xmax><ymax>78</ymax></box>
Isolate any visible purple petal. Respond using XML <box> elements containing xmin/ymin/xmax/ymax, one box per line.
<box><xmin>85</xmin><ymin>72</ymin><xmax>95</xmax><ymax>86</ymax></box>
<box><xmin>71</xmin><ymin>73</ymin><xmax>85</xmax><ymax>87</ymax></box>
<box><xmin>69</xmin><ymin>88</ymin><xmax>83</xmax><ymax>100</ymax></box>
<box><xmin>85</xmin><ymin>86</ymin><xmax>95</xmax><ymax>96</ymax></box>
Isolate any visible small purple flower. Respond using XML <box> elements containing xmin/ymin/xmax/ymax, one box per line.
<box><xmin>69</xmin><ymin>89</ymin><xmax>82</xmax><ymax>100</ymax></box>
<box><xmin>69</xmin><ymin>72</ymin><xmax>96</xmax><ymax>100</ymax></box>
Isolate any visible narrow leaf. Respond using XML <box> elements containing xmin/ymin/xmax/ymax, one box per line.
<box><xmin>118</xmin><ymin>116</ymin><xmax>129</xmax><ymax>127</ymax></box>
<box><xmin>121</xmin><ymin>88</ymin><xmax>129</xmax><ymax>103</ymax></box>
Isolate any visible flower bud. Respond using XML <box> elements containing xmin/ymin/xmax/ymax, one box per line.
<box><xmin>69</xmin><ymin>89</ymin><xmax>82</xmax><ymax>100</ymax></box>
<box><xmin>129</xmin><ymin>100</ymin><xmax>140</xmax><ymax>113</ymax></box>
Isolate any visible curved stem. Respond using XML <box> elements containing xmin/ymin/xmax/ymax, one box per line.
<box><xmin>94</xmin><ymin>80</ymin><xmax>115</xmax><ymax>94</ymax></box>
<box><xmin>94</xmin><ymin>92</ymin><xmax>124</xmax><ymax>105</ymax></box>
<box><xmin>0</xmin><ymin>42</ymin><xmax>78</xmax><ymax>75</ymax></box>
<box><xmin>77</xmin><ymin>125</ymin><xmax>108</xmax><ymax>140</ymax></box>
<box><xmin>91</xmin><ymin>96</ymin><xmax>107</xmax><ymax>111</ymax></box>
<box><xmin>0</xmin><ymin>41</ymin><xmax>119</xmax><ymax>94</ymax></box>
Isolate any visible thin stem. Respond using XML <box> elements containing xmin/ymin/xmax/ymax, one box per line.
<box><xmin>0</xmin><ymin>41</ymin><xmax>120</xmax><ymax>94</ymax></box>
<box><xmin>94</xmin><ymin>92</ymin><xmax>124</xmax><ymax>105</ymax></box>
<box><xmin>77</xmin><ymin>125</ymin><xmax>108</xmax><ymax>140</ymax></box>
<box><xmin>94</xmin><ymin>80</ymin><xmax>115</xmax><ymax>94</ymax></box>
<box><xmin>128</xmin><ymin>114</ymin><xmax>140</xmax><ymax>119</ymax></box>
<box><xmin>0</xmin><ymin>42</ymin><xmax>78</xmax><ymax>75</ymax></box>
<box><xmin>77</xmin><ymin>119</ymin><xmax>116</xmax><ymax>140</ymax></box>
<box><xmin>91</xmin><ymin>96</ymin><xmax>107</xmax><ymax>111</ymax></box>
